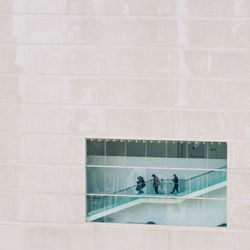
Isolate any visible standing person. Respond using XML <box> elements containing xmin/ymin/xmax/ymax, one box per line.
<box><xmin>136</xmin><ymin>176</ymin><xmax>145</xmax><ymax>194</ymax></box>
<box><xmin>152</xmin><ymin>174</ymin><xmax>160</xmax><ymax>194</ymax></box>
<box><xmin>171</xmin><ymin>174</ymin><xmax>179</xmax><ymax>194</ymax></box>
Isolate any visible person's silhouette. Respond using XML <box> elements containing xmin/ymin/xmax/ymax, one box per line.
<box><xmin>171</xmin><ymin>174</ymin><xmax>179</xmax><ymax>194</ymax></box>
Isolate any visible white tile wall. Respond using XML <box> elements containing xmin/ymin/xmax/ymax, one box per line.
<box><xmin>0</xmin><ymin>0</ymin><xmax>250</xmax><ymax>249</ymax></box>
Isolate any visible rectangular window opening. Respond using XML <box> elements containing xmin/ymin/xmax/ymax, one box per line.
<box><xmin>86</xmin><ymin>139</ymin><xmax>227</xmax><ymax>227</ymax></box>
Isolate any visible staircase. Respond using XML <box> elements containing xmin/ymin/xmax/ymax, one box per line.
<box><xmin>87</xmin><ymin>167</ymin><xmax>227</xmax><ymax>222</ymax></box>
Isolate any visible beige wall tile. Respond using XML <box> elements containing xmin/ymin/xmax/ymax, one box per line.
<box><xmin>0</xmin><ymin>165</ymin><xmax>20</xmax><ymax>191</ymax></box>
<box><xmin>66</xmin><ymin>0</ymin><xmax>177</xmax><ymax>16</ymax></box>
<box><xmin>2</xmin><ymin>0</ymin><xmax>250</xmax><ymax>17</ymax></box>
<box><xmin>19</xmin><ymin>104</ymin><xmax>231</xmax><ymax>140</ymax></box>
<box><xmin>0</xmin><ymin>223</ymin><xmax>23</xmax><ymax>249</ymax></box>
<box><xmin>20</xmin><ymin>135</ymin><xmax>84</xmax><ymax>164</ymax></box>
<box><xmin>104</xmin><ymin>108</ymin><xmax>229</xmax><ymax>139</ymax></box>
<box><xmin>0</xmin><ymin>0</ymin><xmax>14</xmax><ymax>13</ymax></box>
<box><xmin>0</xmin><ymin>45</ymin><xmax>22</xmax><ymax>73</ymax></box>
<box><xmin>229</xmin><ymin>199</ymin><xmax>250</xmax><ymax>230</ymax></box>
<box><xmin>19</xmin><ymin>75</ymin><xmax>68</xmax><ymax>104</ymax></box>
<box><xmin>168</xmin><ymin>230</ymin><xmax>213</xmax><ymax>250</ymax></box>
<box><xmin>0</xmin><ymin>76</ymin><xmax>20</xmax><ymax>102</ymax></box>
<box><xmin>183</xmin><ymin>80</ymin><xmax>250</xmax><ymax>110</ymax></box>
<box><xmin>0</xmin><ymin>222</ymin><xmax>250</xmax><ymax>250</ymax></box>
<box><xmin>0</xmin><ymin>193</ymin><xmax>84</xmax><ymax>223</ymax></box>
<box><xmin>3</xmin><ymin>45</ymin><xmax>250</xmax><ymax>78</ymax></box>
<box><xmin>0</xmin><ymin>223</ymin><xmax>166</xmax><ymax>250</ymax></box>
<box><xmin>20</xmin><ymin>105</ymin><xmax>105</xmax><ymax>133</ymax></box>
<box><xmin>5</xmin><ymin>75</ymin><xmax>250</xmax><ymax>110</ymax></box>
<box><xmin>185</xmin><ymin>20</ymin><xmax>250</xmax><ymax>48</ymax></box>
<box><xmin>211</xmin><ymin>231</ymin><xmax>250</xmax><ymax>250</ymax></box>
<box><xmin>18</xmin><ymin>224</ymin><xmax>94</xmax><ymax>249</ymax></box>
<box><xmin>184</xmin><ymin>50</ymin><xmax>250</xmax><ymax>78</ymax></box>
<box><xmin>185</xmin><ymin>0</ymin><xmax>250</xmax><ymax>17</ymax></box>
<box><xmin>17</xmin><ymin>193</ymin><xmax>84</xmax><ymax>223</ymax></box>
<box><xmin>0</xmin><ymin>134</ymin><xmax>20</xmax><ymax>163</ymax></box>
<box><xmin>8</xmin><ymin>75</ymin><xmax>181</xmax><ymax>106</ymax></box>
<box><xmin>0</xmin><ymin>104</ymin><xmax>20</xmax><ymax>131</ymax></box>
<box><xmin>1</xmin><ymin>0</ymin><xmax>250</xmax><ymax>247</ymax></box>
<box><xmin>19</xmin><ymin>165</ymin><xmax>84</xmax><ymax>193</ymax></box>
<box><xmin>0</xmin><ymin>0</ymin><xmax>177</xmax><ymax>15</ymax></box>
<box><xmin>0</xmin><ymin>192</ymin><xmax>84</xmax><ymax>223</ymax></box>
<box><xmin>0</xmin><ymin>45</ymin><xmax>180</xmax><ymax>76</ymax></box>
<box><xmin>228</xmin><ymin>172</ymin><xmax>250</xmax><ymax>200</ymax></box>
<box><xmin>0</xmin><ymin>193</ymin><xmax>19</xmax><ymax>221</ymax></box>
<box><xmin>4</xmin><ymin>15</ymin><xmax>250</xmax><ymax>48</ymax></box>
<box><xmin>0</xmin><ymin>15</ymin><xmax>178</xmax><ymax>46</ymax></box>
<box><xmin>0</xmin><ymin>164</ymin><xmax>84</xmax><ymax>193</ymax></box>
<box><xmin>0</xmin><ymin>0</ymin><xmax>67</xmax><ymax>14</ymax></box>
<box><xmin>150</xmin><ymin>110</ymin><xmax>228</xmax><ymax>140</ymax></box>
<box><xmin>228</xmin><ymin>141</ymin><xmax>250</xmax><ymax>170</ymax></box>
<box><xmin>0</xmin><ymin>15</ymin><xmax>16</xmax><ymax>42</ymax></box>
<box><xmin>227</xmin><ymin>112</ymin><xmax>250</xmax><ymax>140</ymax></box>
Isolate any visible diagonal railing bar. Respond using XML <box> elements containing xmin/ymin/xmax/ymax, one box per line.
<box><xmin>87</xmin><ymin>166</ymin><xmax>227</xmax><ymax>218</ymax></box>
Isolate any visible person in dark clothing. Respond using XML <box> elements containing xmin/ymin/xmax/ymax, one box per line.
<box><xmin>136</xmin><ymin>176</ymin><xmax>145</xmax><ymax>194</ymax></box>
<box><xmin>171</xmin><ymin>174</ymin><xmax>179</xmax><ymax>194</ymax></box>
<box><xmin>152</xmin><ymin>174</ymin><xmax>160</xmax><ymax>194</ymax></box>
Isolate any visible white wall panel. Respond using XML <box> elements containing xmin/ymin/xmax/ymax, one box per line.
<box><xmin>0</xmin><ymin>0</ymin><xmax>250</xmax><ymax>249</ymax></box>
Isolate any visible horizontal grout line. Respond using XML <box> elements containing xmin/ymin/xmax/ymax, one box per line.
<box><xmin>0</xmin><ymin>190</ymin><xmax>84</xmax><ymax>196</ymax></box>
<box><xmin>0</xmin><ymin>162</ymin><xmax>248</xmax><ymax>173</ymax></box>
<box><xmin>1</xmin><ymin>42</ymin><xmax>250</xmax><ymax>50</ymax></box>
<box><xmin>0</xmin><ymin>162</ymin><xmax>84</xmax><ymax>167</ymax></box>
<box><xmin>1</xmin><ymin>72</ymin><xmax>250</xmax><ymax>81</ymax></box>
<box><xmin>1</xmin><ymin>101</ymin><xmax>250</xmax><ymax>113</ymax></box>
<box><xmin>0</xmin><ymin>130</ymin><xmax>244</xmax><ymax>139</ymax></box>
<box><xmin>1</xmin><ymin>220</ymin><xmax>249</xmax><ymax>233</ymax></box>
<box><xmin>0</xmin><ymin>131</ymin><xmax>247</xmax><ymax>143</ymax></box>
<box><xmin>0</xmin><ymin>161</ymin><xmax>85</xmax><ymax>165</ymax></box>
<box><xmin>0</xmin><ymin>164</ymin><xmax>84</xmax><ymax>170</ymax></box>
<box><xmin>0</xmin><ymin>161</ymin><xmax>84</xmax><ymax>166</ymax></box>
<box><xmin>1</xmin><ymin>12</ymin><xmax>250</xmax><ymax>19</ymax></box>
<box><xmin>0</xmin><ymin>221</ymin><xmax>223</xmax><ymax>233</ymax></box>
<box><xmin>0</xmin><ymin>220</ymin><xmax>87</xmax><ymax>226</ymax></box>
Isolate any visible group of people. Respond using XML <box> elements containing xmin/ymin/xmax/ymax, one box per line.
<box><xmin>136</xmin><ymin>174</ymin><xmax>179</xmax><ymax>195</ymax></box>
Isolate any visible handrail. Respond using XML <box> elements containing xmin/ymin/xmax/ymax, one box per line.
<box><xmin>87</xmin><ymin>166</ymin><xmax>227</xmax><ymax>218</ymax></box>
<box><xmin>112</xmin><ymin>166</ymin><xmax>227</xmax><ymax>195</ymax></box>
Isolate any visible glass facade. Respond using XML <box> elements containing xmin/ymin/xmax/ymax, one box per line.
<box><xmin>86</xmin><ymin>139</ymin><xmax>227</xmax><ymax>227</ymax></box>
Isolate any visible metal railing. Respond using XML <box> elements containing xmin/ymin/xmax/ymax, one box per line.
<box><xmin>87</xmin><ymin>167</ymin><xmax>227</xmax><ymax>217</ymax></box>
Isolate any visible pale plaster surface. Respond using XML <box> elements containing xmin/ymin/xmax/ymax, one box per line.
<box><xmin>0</xmin><ymin>0</ymin><xmax>250</xmax><ymax>249</ymax></box>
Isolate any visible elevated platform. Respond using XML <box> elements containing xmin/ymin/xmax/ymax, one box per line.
<box><xmin>87</xmin><ymin>181</ymin><xmax>226</xmax><ymax>222</ymax></box>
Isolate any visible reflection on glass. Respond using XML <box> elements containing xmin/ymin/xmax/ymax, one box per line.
<box><xmin>186</xmin><ymin>170</ymin><xmax>209</xmax><ymax>197</ymax></box>
<box><xmin>87</xmin><ymin>167</ymin><xmax>105</xmax><ymax>194</ymax></box>
<box><xmin>186</xmin><ymin>199</ymin><xmax>227</xmax><ymax>227</ymax></box>
<box><xmin>167</xmin><ymin>142</ymin><xmax>186</xmax><ymax>158</ymax></box>
<box><xmin>87</xmin><ymin>195</ymin><xmax>227</xmax><ymax>227</ymax></box>
<box><xmin>106</xmin><ymin>141</ymin><xmax>125</xmax><ymax>166</ymax></box>
<box><xmin>145</xmin><ymin>141</ymin><xmax>166</xmax><ymax>167</ymax></box>
<box><xmin>87</xmin><ymin>140</ymin><xmax>227</xmax><ymax>167</ymax></box>
<box><xmin>86</xmin><ymin>139</ymin><xmax>227</xmax><ymax>227</ymax></box>
<box><xmin>208</xmin><ymin>142</ymin><xmax>227</xmax><ymax>169</ymax></box>
<box><xmin>147</xmin><ymin>141</ymin><xmax>165</xmax><ymax>157</ymax></box>
<box><xmin>208</xmin><ymin>142</ymin><xmax>227</xmax><ymax>159</ymax></box>
<box><xmin>126</xmin><ymin>141</ymin><xmax>145</xmax><ymax>167</ymax></box>
<box><xmin>87</xmin><ymin>167</ymin><xmax>226</xmax><ymax>199</ymax></box>
<box><xmin>188</xmin><ymin>142</ymin><xmax>206</xmax><ymax>158</ymax></box>
<box><xmin>87</xmin><ymin>140</ymin><xmax>105</xmax><ymax>165</ymax></box>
